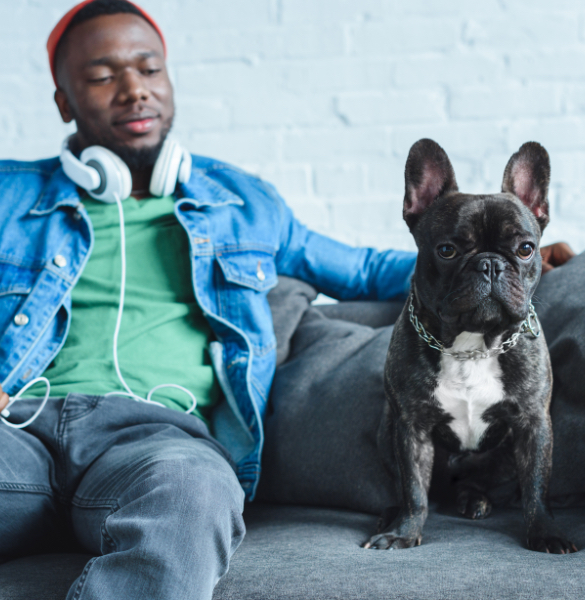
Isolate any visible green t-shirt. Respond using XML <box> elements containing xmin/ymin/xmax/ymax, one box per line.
<box><xmin>27</xmin><ymin>195</ymin><xmax>220</xmax><ymax>424</ymax></box>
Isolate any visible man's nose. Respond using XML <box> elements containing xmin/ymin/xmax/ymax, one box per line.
<box><xmin>475</xmin><ymin>257</ymin><xmax>506</xmax><ymax>279</ymax></box>
<box><xmin>117</xmin><ymin>69</ymin><xmax>150</xmax><ymax>103</ymax></box>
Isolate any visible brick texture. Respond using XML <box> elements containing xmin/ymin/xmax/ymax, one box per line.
<box><xmin>3</xmin><ymin>0</ymin><xmax>585</xmax><ymax>252</ymax></box>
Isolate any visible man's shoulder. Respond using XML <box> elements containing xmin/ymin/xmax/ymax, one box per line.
<box><xmin>191</xmin><ymin>154</ymin><xmax>260</xmax><ymax>180</ymax></box>
<box><xmin>0</xmin><ymin>157</ymin><xmax>61</xmax><ymax>199</ymax></box>
<box><xmin>189</xmin><ymin>154</ymin><xmax>282</xmax><ymax>205</ymax></box>
<box><xmin>0</xmin><ymin>157</ymin><xmax>63</xmax><ymax>212</ymax></box>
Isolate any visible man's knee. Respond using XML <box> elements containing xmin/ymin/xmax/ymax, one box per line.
<box><xmin>96</xmin><ymin>439</ymin><xmax>245</xmax><ymax>539</ymax></box>
<box><xmin>134</xmin><ymin>442</ymin><xmax>245</xmax><ymax>518</ymax></box>
<box><xmin>89</xmin><ymin>441</ymin><xmax>246</xmax><ymax>577</ymax></box>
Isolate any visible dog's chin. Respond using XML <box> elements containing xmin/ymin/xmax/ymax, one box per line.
<box><xmin>439</xmin><ymin>296</ymin><xmax>522</xmax><ymax>334</ymax></box>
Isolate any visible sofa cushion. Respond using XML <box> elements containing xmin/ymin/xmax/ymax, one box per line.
<box><xmin>534</xmin><ymin>251</ymin><xmax>585</xmax><ymax>504</ymax></box>
<box><xmin>2</xmin><ymin>504</ymin><xmax>585</xmax><ymax>600</ymax></box>
<box><xmin>214</xmin><ymin>506</ymin><xmax>585</xmax><ymax>600</ymax></box>
<box><xmin>215</xmin><ymin>504</ymin><xmax>585</xmax><ymax>600</ymax></box>
<box><xmin>0</xmin><ymin>553</ymin><xmax>91</xmax><ymax>600</ymax></box>
<box><xmin>267</xmin><ymin>276</ymin><xmax>318</xmax><ymax>367</ymax></box>
<box><xmin>257</xmin><ymin>304</ymin><xmax>399</xmax><ymax>515</ymax></box>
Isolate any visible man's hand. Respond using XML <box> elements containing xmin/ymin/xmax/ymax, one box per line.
<box><xmin>0</xmin><ymin>384</ymin><xmax>9</xmax><ymax>413</ymax></box>
<box><xmin>540</xmin><ymin>242</ymin><xmax>576</xmax><ymax>274</ymax></box>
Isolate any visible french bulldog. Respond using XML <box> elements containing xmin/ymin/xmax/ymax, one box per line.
<box><xmin>364</xmin><ymin>139</ymin><xmax>576</xmax><ymax>554</ymax></box>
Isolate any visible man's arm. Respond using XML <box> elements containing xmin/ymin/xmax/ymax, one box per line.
<box><xmin>268</xmin><ymin>182</ymin><xmax>417</xmax><ymax>301</ymax></box>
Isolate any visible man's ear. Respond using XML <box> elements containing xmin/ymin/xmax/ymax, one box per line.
<box><xmin>54</xmin><ymin>89</ymin><xmax>74</xmax><ymax>124</ymax></box>
<box><xmin>502</xmin><ymin>141</ymin><xmax>550</xmax><ymax>231</ymax></box>
<box><xmin>403</xmin><ymin>138</ymin><xmax>458</xmax><ymax>231</ymax></box>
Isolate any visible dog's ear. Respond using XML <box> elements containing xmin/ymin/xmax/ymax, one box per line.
<box><xmin>502</xmin><ymin>142</ymin><xmax>550</xmax><ymax>231</ymax></box>
<box><xmin>403</xmin><ymin>138</ymin><xmax>458</xmax><ymax>231</ymax></box>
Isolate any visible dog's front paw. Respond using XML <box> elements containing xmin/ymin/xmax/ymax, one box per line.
<box><xmin>362</xmin><ymin>532</ymin><xmax>422</xmax><ymax>550</ymax></box>
<box><xmin>456</xmin><ymin>489</ymin><xmax>492</xmax><ymax>520</ymax></box>
<box><xmin>527</xmin><ymin>535</ymin><xmax>578</xmax><ymax>555</ymax></box>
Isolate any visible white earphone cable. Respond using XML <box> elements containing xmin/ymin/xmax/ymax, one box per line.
<box><xmin>105</xmin><ymin>192</ymin><xmax>197</xmax><ymax>414</ymax></box>
<box><xmin>1</xmin><ymin>377</ymin><xmax>51</xmax><ymax>429</ymax></box>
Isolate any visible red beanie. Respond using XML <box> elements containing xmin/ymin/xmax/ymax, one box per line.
<box><xmin>46</xmin><ymin>0</ymin><xmax>166</xmax><ymax>87</ymax></box>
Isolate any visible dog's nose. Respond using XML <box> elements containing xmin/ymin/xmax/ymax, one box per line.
<box><xmin>476</xmin><ymin>257</ymin><xmax>505</xmax><ymax>278</ymax></box>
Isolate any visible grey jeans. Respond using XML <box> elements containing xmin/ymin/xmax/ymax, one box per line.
<box><xmin>0</xmin><ymin>394</ymin><xmax>246</xmax><ymax>600</ymax></box>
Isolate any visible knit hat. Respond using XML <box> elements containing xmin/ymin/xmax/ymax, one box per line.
<box><xmin>46</xmin><ymin>0</ymin><xmax>166</xmax><ymax>86</ymax></box>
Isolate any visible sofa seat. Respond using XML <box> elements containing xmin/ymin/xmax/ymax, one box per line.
<box><xmin>1</xmin><ymin>503</ymin><xmax>584</xmax><ymax>600</ymax></box>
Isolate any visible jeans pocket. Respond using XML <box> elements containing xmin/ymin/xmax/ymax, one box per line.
<box><xmin>61</xmin><ymin>393</ymin><xmax>101</xmax><ymax>422</ymax></box>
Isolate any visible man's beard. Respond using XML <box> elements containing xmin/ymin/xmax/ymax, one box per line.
<box><xmin>70</xmin><ymin>113</ymin><xmax>173</xmax><ymax>171</ymax></box>
<box><xmin>108</xmin><ymin>138</ymin><xmax>167</xmax><ymax>171</ymax></box>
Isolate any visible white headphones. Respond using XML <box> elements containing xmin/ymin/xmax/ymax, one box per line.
<box><xmin>60</xmin><ymin>135</ymin><xmax>192</xmax><ymax>201</ymax></box>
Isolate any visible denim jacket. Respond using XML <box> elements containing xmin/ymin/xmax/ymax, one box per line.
<box><xmin>0</xmin><ymin>155</ymin><xmax>416</xmax><ymax>499</ymax></box>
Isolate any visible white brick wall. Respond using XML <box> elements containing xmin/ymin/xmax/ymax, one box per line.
<box><xmin>3</xmin><ymin>0</ymin><xmax>585</xmax><ymax>253</ymax></box>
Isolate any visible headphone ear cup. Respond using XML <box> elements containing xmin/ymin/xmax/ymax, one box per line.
<box><xmin>150</xmin><ymin>138</ymin><xmax>183</xmax><ymax>197</ymax></box>
<box><xmin>80</xmin><ymin>146</ymin><xmax>132</xmax><ymax>202</ymax></box>
<box><xmin>60</xmin><ymin>140</ymin><xmax>102</xmax><ymax>192</ymax></box>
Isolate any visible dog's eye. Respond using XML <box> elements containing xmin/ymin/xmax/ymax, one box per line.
<box><xmin>517</xmin><ymin>243</ymin><xmax>534</xmax><ymax>259</ymax></box>
<box><xmin>437</xmin><ymin>245</ymin><xmax>457</xmax><ymax>259</ymax></box>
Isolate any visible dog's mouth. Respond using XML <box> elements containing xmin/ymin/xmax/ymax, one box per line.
<box><xmin>438</xmin><ymin>294</ymin><xmax>520</xmax><ymax>333</ymax></box>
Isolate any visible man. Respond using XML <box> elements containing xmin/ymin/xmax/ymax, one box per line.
<box><xmin>0</xmin><ymin>1</ymin><xmax>428</xmax><ymax>599</ymax></box>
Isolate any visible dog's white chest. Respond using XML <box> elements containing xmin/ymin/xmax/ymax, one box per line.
<box><xmin>433</xmin><ymin>332</ymin><xmax>504</xmax><ymax>450</ymax></box>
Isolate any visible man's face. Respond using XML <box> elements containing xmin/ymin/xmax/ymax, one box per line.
<box><xmin>54</xmin><ymin>13</ymin><xmax>174</xmax><ymax>167</ymax></box>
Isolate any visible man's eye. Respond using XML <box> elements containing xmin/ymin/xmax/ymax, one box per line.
<box><xmin>88</xmin><ymin>76</ymin><xmax>113</xmax><ymax>84</ymax></box>
<box><xmin>517</xmin><ymin>242</ymin><xmax>534</xmax><ymax>259</ymax></box>
<box><xmin>437</xmin><ymin>245</ymin><xmax>457</xmax><ymax>259</ymax></box>
<box><xmin>143</xmin><ymin>69</ymin><xmax>161</xmax><ymax>76</ymax></box>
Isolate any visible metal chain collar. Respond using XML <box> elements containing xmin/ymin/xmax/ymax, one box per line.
<box><xmin>407</xmin><ymin>295</ymin><xmax>541</xmax><ymax>361</ymax></box>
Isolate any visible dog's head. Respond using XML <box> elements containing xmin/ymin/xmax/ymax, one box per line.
<box><xmin>404</xmin><ymin>138</ymin><xmax>549</xmax><ymax>338</ymax></box>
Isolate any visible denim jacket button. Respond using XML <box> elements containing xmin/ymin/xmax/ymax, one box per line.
<box><xmin>14</xmin><ymin>314</ymin><xmax>29</xmax><ymax>326</ymax></box>
<box><xmin>256</xmin><ymin>261</ymin><xmax>266</xmax><ymax>282</ymax></box>
<box><xmin>53</xmin><ymin>255</ymin><xmax>67</xmax><ymax>268</ymax></box>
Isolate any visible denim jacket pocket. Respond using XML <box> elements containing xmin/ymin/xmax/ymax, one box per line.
<box><xmin>215</xmin><ymin>249</ymin><xmax>278</xmax><ymax>293</ymax></box>
<box><xmin>214</xmin><ymin>249</ymin><xmax>278</xmax><ymax>355</ymax></box>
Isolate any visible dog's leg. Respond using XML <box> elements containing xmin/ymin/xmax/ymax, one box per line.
<box><xmin>364</xmin><ymin>408</ymin><xmax>433</xmax><ymax>550</ymax></box>
<box><xmin>513</xmin><ymin>412</ymin><xmax>577</xmax><ymax>554</ymax></box>
<box><xmin>374</xmin><ymin>407</ymin><xmax>400</xmax><ymax>533</ymax></box>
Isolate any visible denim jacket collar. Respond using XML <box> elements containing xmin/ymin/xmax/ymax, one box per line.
<box><xmin>29</xmin><ymin>166</ymin><xmax>81</xmax><ymax>215</ymax></box>
<box><xmin>178</xmin><ymin>167</ymin><xmax>244</xmax><ymax>208</ymax></box>
<box><xmin>29</xmin><ymin>162</ymin><xmax>244</xmax><ymax>214</ymax></box>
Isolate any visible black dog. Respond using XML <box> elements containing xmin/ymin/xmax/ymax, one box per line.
<box><xmin>364</xmin><ymin>139</ymin><xmax>576</xmax><ymax>554</ymax></box>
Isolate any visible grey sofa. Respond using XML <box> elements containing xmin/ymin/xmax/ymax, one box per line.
<box><xmin>3</xmin><ymin>257</ymin><xmax>585</xmax><ymax>599</ymax></box>
<box><xmin>2</xmin><ymin>504</ymin><xmax>585</xmax><ymax>600</ymax></box>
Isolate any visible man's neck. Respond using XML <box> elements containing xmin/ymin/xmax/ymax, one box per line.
<box><xmin>130</xmin><ymin>168</ymin><xmax>153</xmax><ymax>200</ymax></box>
